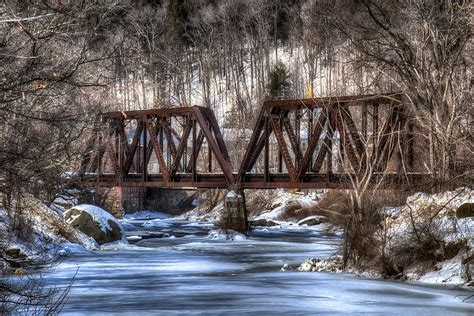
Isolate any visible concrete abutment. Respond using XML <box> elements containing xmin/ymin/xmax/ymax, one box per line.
<box><xmin>83</xmin><ymin>187</ymin><xmax>198</xmax><ymax>217</ymax></box>
<box><xmin>81</xmin><ymin>186</ymin><xmax>249</xmax><ymax>234</ymax></box>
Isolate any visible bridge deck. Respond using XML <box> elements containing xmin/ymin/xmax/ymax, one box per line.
<box><xmin>80</xmin><ymin>172</ymin><xmax>428</xmax><ymax>190</ymax></box>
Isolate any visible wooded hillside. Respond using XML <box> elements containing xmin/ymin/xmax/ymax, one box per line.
<box><xmin>1</xmin><ymin>0</ymin><xmax>472</xmax><ymax>201</ymax></box>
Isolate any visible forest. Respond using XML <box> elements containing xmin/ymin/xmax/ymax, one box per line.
<box><xmin>1</xmin><ymin>0</ymin><xmax>472</xmax><ymax>200</ymax></box>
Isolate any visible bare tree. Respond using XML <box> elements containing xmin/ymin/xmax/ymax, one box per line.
<box><xmin>324</xmin><ymin>0</ymin><xmax>472</xmax><ymax>186</ymax></box>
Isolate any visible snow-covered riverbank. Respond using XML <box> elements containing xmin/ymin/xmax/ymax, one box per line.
<box><xmin>296</xmin><ymin>188</ymin><xmax>473</xmax><ymax>288</ymax></box>
<box><xmin>2</xmin><ymin>187</ymin><xmax>473</xmax><ymax>314</ymax></box>
<box><xmin>35</xmin><ymin>216</ymin><xmax>474</xmax><ymax>314</ymax></box>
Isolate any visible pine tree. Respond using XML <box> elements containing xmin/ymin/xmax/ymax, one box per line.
<box><xmin>266</xmin><ymin>61</ymin><xmax>291</xmax><ymax>100</ymax></box>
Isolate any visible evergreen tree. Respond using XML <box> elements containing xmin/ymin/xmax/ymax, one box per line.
<box><xmin>266</xmin><ymin>61</ymin><xmax>291</xmax><ymax>100</ymax></box>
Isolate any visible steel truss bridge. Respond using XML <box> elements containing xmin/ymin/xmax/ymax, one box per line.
<box><xmin>79</xmin><ymin>92</ymin><xmax>428</xmax><ymax>190</ymax></box>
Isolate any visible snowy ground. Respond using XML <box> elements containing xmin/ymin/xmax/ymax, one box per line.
<box><xmin>0</xmin><ymin>197</ymin><xmax>98</xmax><ymax>269</ymax></box>
<box><xmin>252</xmin><ymin>189</ymin><xmax>318</xmax><ymax>221</ymax></box>
<box><xmin>385</xmin><ymin>188</ymin><xmax>473</xmax><ymax>285</ymax></box>
<box><xmin>296</xmin><ymin>188</ymin><xmax>473</xmax><ymax>286</ymax></box>
<box><xmin>178</xmin><ymin>189</ymin><xmax>323</xmax><ymax>222</ymax></box>
<box><xmin>2</xmin><ymin>186</ymin><xmax>472</xmax><ymax>314</ymax></box>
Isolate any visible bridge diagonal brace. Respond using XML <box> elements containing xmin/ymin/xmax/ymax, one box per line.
<box><xmin>298</xmin><ymin>107</ymin><xmax>329</xmax><ymax>179</ymax></box>
<box><xmin>247</xmin><ymin>126</ymin><xmax>272</xmax><ymax>174</ymax></box>
<box><xmin>90</xmin><ymin>128</ymin><xmax>106</xmax><ymax>175</ymax></box>
<box><xmin>171</xmin><ymin>127</ymin><xmax>182</xmax><ymax>143</ymax></box>
<box><xmin>268</xmin><ymin>113</ymin><xmax>297</xmax><ymax>184</ymax></box>
<box><xmin>193</xmin><ymin>107</ymin><xmax>235</xmax><ymax>185</ymax></box>
<box><xmin>339</xmin><ymin>105</ymin><xmax>365</xmax><ymax>159</ymax></box>
<box><xmin>186</xmin><ymin>130</ymin><xmax>204</xmax><ymax>172</ymax></box>
<box><xmin>333</xmin><ymin>107</ymin><xmax>361</xmax><ymax>173</ymax></box>
<box><xmin>144</xmin><ymin>117</ymin><xmax>170</xmax><ymax>183</ymax></box>
<box><xmin>122</xmin><ymin>121</ymin><xmax>143</xmax><ymax>177</ymax></box>
<box><xmin>79</xmin><ymin>124</ymin><xmax>99</xmax><ymax>175</ymax></box>
<box><xmin>339</xmin><ymin>105</ymin><xmax>367</xmax><ymax>173</ymax></box>
<box><xmin>204</xmin><ymin>108</ymin><xmax>233</xmax><ymax>166</ymax></box>
<box><xmin>312</xmin><ymin>122</ymin><xmax>334</xmax><ymax>173</ymax></box>
<box><xmin>118</xmin><ymin>123</ymin><xmax>130</xmax><ymax>158</ymax></box>
<box><xmin>237</xmin><ymin>104</ymin><xmax>269</xmax><ymax>180</ymax></box>
<box><xmin>170</xmin><ymin>119</ymin><xmax>192</xmax><ymax>178</ymax></box>
<box><xmin>143</xmin><ymin>118</ymin><xmax>161</xmax><ymax>171</ymax></box>
<box><xmin>103</xmin><ymin>121</ymin><xmax>121</xmax><ymax>184</ymax></box>
<box><xmin>160</xmin><ymin>118</ymin><xmax>178</xmax><ymax>156</ymax></box>
<box><xmin>282</xmin><ymin>117</ymin><xmax>303</xmax><ymax>168</ymax></box>
<box><xmin>372</xmin><ymin>105</ymin><xmax>402</xmax><ymax>171</ymax></box>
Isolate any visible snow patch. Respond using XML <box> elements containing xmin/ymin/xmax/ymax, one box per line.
<box><xmin>57</xmin><ymin>242</ymin><xmax>92</xmax><ymax>256</ymax></box>
<box><xmin>254</xmin><ymin>189</ymin><xmax>317</xmax><ymax>221</ymax></box>
<box><xmin>226</xmin><ymin>190</ymin><xmax>240</xmax><ymax>198</ymax></box>
<box><xmin>208</xmin><ymin>229</ymin><xmax>247</xmax><ymax>241</ymax></box>
<box><xmin>124</xmin><ymin>210</ymin><xmax>171</xmax><ymax>220</ymax></box>
<box><xmin>70</xmin><ymin>204</ymin><xmax>117</xmax><ymax>233</ymax></box>
<box><xmin>142</xmin><ymin>219</ymin><xmax>172</xmax><ymax>228</ymax></box>
<box><xmin>100</xmin><ymin>240</ymin><xmax>140</xmax><ymax>251</ymax></box>
<box><xmin>416</xmin><ymin>253</ymin><xmax>467</xmax><ymax>284</ymax></box>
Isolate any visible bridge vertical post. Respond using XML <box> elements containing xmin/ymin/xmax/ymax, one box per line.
<box><xmin>372</xmin><ymin>104</ymin><xmax>379</xmax><ymax>158</ymax></box>
<box><xmin>208</xmin><ymin>120</ymin><xmax>213</xmax><ymax>173</ymax></box>
<box><xmin>98</xmin><ymin>128</ymin><xmax>103</xmax><ymax>179</ymax></box>
<box><xmin>278</xmin><ymin>113</ymin><xmax>283</xmax><ymax>173</ymax></box>
<box><xmin>192</xmin><ymin>118</ymin><xmax>197</xmax><ymax>183</ymax></box>
<box><xmin>362</xmin><ymin>104</ymin><xmax>368</xmax><ymax>139</ymax></box>
<box><xmin>308</xmin><ymin>108</ymin><xmax>313</xmax><ymax>172</ymax></box>
<box><xmin>295</xmin><ymin>106</ymin><xmax>301</xmax><ymax>170</ymax></box>
<box><xmin>142</xmin><ymin>116</ymin><xmax>148</xmax><ymax>182</ymax></box>
<box><xmin>326</xmin><ymin>110</ymin><xmax>334</xmax><ymax>176</ymax></box>
<box><xmin>407</xmin><ymin>120</ymin><xmax>415</xmax><ymax>172</ymax></box>
<box><xmin>264</xmin><ymin>115</ymin><xmax>270</xmax><ymax>182</ymax></box>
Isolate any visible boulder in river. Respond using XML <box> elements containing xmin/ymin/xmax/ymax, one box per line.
<box><xmin>298</xmin><ymin>256</ymin><xmax>343</xmax><ymax>272</ymax></box>
<box><xmin>280</xmin><ymin>263</ymin><xmax>293</xmax><ymax>271</ymax></box>
<box><xmin>208</xmin><ymin>229</ymin><xmax>247</xmax><ymax>241</ymax></box>
<box><xmin>297</xmin><ymin>215</ymin><xmax>326</xmax><ymax>226</ymax></box>
<box><xmin>249</xmin><ymin>218</ymin><xmax>279</xmax><ymax>227</ymax></box>
<box><xmin>64</xmin><ymin>205</ymin><xmax>125</xmax><ymax>245</ymax></box>
<box><xmin>456</xmin><ymin>203</ymin><xmax>474</xmax><ymax>219</ymax></box>
<box><xmin>298</xmin><ymin>258</ymin><xmax>321</xmax><ymax>272</ymax></box>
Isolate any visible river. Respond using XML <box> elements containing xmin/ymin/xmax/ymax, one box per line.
<box><xmin>42</xmin><ymin>217</ymin><xmax>474</xmax><ymax>315</ymax></box>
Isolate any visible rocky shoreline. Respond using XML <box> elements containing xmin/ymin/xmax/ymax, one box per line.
<box><xmin>290</xmin><ymin>188</ymin><xmax>474</xmax><ymax>288</ymax></box>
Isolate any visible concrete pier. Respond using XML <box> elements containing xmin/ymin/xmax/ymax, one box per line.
<box><xmin>220</xmin><ymin>190</ymin><xmax>248</xmax><ymax>235</ymax></box>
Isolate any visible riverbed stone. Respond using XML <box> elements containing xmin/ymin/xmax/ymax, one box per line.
<box><xmin>14</xmin><ymin>268</ymin><xmax>25</xmax><ymax>276</ymax></box>
<box><xmin>208</xmin><ymin>229</ymin><xmax>247</xmax><ymax>241</ymax></box>
<box><xmin>5</xmin><ymin>247</ymin><xmax>27</xmax><ymax>259</ymax></box>
<box><xmin>249</xmin><ymin>218</ymin><xmax>279</xmax><ymax>227</ymax></box>
<box><xmin>297</xmin><ymin>215</ymin><xmax>326</xmax><ymax>226</ymax></box>
<box><xmin>298</xmin><ymin>256</ymin><xmax>343</xmax><ymax>272</ymax></box>
<box><xmin>64</xmin><ymin>206</ymin><xmax>123</xmax><ymax>245</ymax></box>
<box><xmin>298</xmin><ymin>258</ymin><xmax>320</xmax><ymax>272</ymax></box>
<box><xmin>456</xmin><ymin>203</ymin><xmax>474</xmax><ymax>219</ymax></box>
<box><xmin>280</xmin><ymin>263</ymin><xmax>293</xmax><ymax>271</ymax></box>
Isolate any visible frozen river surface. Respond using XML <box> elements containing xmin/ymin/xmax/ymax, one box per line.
<box><xmin>43</xmin><ymin>218</ymin><xmax>474</xmax><ymax>315</ymax></box>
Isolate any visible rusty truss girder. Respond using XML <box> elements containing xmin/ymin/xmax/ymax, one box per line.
<box><xmin>80</xmin><ymin>92</ymin><xmax>426</xmax><ymax>190</ymax></box>
<box><xmin>237</xmin><ymin>92</ymin><xmax>418</xmax><ymax>189</ymax></box>
<box><xmin>80</xmin><ymin>106</ymin><xmax>234</xmax><ymax>188</ymax></box>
